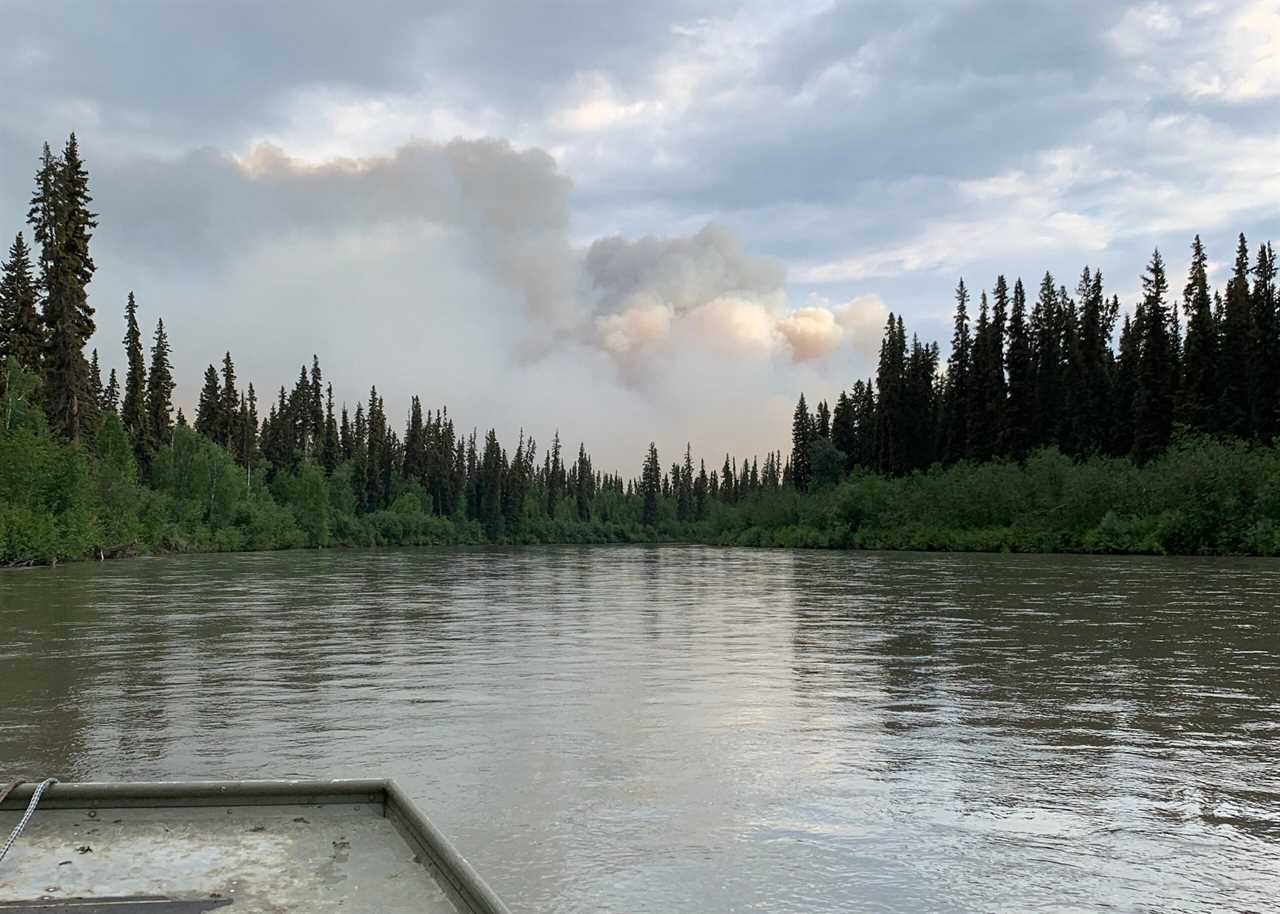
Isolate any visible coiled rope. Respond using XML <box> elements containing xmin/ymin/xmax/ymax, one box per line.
<box><xmin>0</xmin><ymin>778</ymin><xmax>58</xmax><ymax>867</ymax></box>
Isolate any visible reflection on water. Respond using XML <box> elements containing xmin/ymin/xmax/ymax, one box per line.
<box><xmin>1</xmin><ymin>547</ymin><xmax>1277</xmax><ymax>913</ymax></box>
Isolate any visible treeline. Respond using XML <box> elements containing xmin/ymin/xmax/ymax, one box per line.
<box><xmin>4</xmin><ymin>136</ymin><xmax>1280</xmax><ymax>565</ymax></box>
<box><xmin>789</xmin><ymin>238</ymin><xmax>1278</xmax><ymax>486</ymax></box>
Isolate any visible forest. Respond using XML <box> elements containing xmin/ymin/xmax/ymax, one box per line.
<box><xmin>3</xmin><ymin>135</ymin><xmax>1280</xmax><ymax>566</ymax></box>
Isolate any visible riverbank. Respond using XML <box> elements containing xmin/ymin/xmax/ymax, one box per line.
<box><xmin>6</xmin><ymin>419</ymin><xmax>1280</xmax><ymax>567</ymax></box>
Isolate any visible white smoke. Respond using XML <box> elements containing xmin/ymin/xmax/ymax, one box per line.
<box><xmin>84</xmin><ymin>136</ymin><xmax>889</xmax><ymax>467</ymax></box>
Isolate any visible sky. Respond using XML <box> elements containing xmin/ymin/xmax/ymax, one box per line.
<box><xmin>2</xmin><ymin>0</ymin><xmax>1278</xmax><ymax>470</ymax></box>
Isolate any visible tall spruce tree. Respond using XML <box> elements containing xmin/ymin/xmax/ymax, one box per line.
<box><xmin>1180</xmin><ymin>236</ymin><xmax>1218</xmax><ymax>433</ymax></box>
<box><xmin>121</xmin><ymin>292</ymin><xmax>149</xmax><ymax>462</ymax></box>
<box><xmin>815</xmin><ymin>400</ymin><xmax>831</xmax><ymax>438</ymax></box>
<box><xmin>322</xmin><ymin>384</ymin><xmax>339</xmax><ymax>474</ymax></box>
<box><xmin>218</xmin><ymin>352</ymin><xmax>239</xmax><ymax>448</ymax></box>
<box><xmin>1252</xmin><ymin>243</ymin><xmax>1279</xmax><ymax>441</ymax></box>
<box><xmin>103</xmin><ymin>368</ymin><xmax>119</xmax><ymax>414</ymax></box>
<box><xmin>875</xmin><ymin>314</ymin><xmax>906</xmax><ymax>474</ymax></box>
<box><xmin>146</xmin><ymin>317</ymin><xmax>175</xmax><ymax>449</ymax></box>
<box><xmin>576</xmin><ymin>444</ymin><xmax>594</xmax><ymax>522</ymax></box>
<box><xmin>1132</xmin><ymin>249</ymin><xmax>1175</xmax><ymax>463</ymax></box>
<box><xmin>35</xmin><ymin>134</ymin><xmax>98</xmax><ymax>442</ymax></box>
<box><xmin>1005</xmin><ymin>278</ymin><xmax>1034</xmax><ymax>459</ymax></box>
<box><xmin>942</xmin><ymin>279</ymin><xmax>972</xmax><ymax>463</ymax></box>
<box><xmin>1219</xmin><ymin>234</ymin><xmax>1254</xmax><ymax>439</ymax></box>
<box><xmin>791</xmin><ymin>393</ymin><xmax>812</xmax><ymax>491</ymax></box>
<box><xmin>640</xmin><ymin>442</ymin><xmax>661</xmax><ymax>525</ymax></box>
<box><xmin>1077</xmin><ymin>269</ymin><xmax>1115</xmax><ymax>454</ymax></box>
<box><xmin>1030</xmin><ymin>272</ymin><xmax>1062</xmax><ymax>450</ymax></box>
<box><xmin>194</xmin><ymin>364</ymin><xmax>221</xmax><ymax>438</ymax></box>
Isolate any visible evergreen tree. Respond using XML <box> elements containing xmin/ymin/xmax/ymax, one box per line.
<box><xmin>1252</xmin><ymin>243</ymin><xmax>1279</xmax><ymax>441</ymax></box>
<box><xmin>1005</xmin><ymin>278</ymin><xmax>1034</xmax><ymax>459</ymax></box>
<box><xmin>1179</xmin><ymin>236</ymin><xmax>1218</xmax><ymax>433</ymax></box>
<box><xmin>145</xmin><ymin>317</ymin><xmax>175</xmax><ymax>449</ymax></box>
<box><xmin>339</xmin><ymin>404</ymin><xmax>352</xmax><ymax>461</ymax></box>
<box><xmin>1219</xmin><ymin>234</ymin><xmax>1255</xmax><ymax>439</ymax></box>
<box><xmin>121</xmin><ymin>293</ymin><xmax>149</xmax><ymax>463</ymax></box>
<box><xmin>1132</xmin><ymin>249</ymin><xmax>1175</xmax><ymax>462</ymax></box>
<box><xmin>676</xmin><ymin>444</ymin><xmax>694</xmax><ymax>522</ymax></box>
<box><xmin>1030</xmin><ymin>272</ymin><xmax>1062</xmax><ymax>450</ymax></box>
<box><xmin>546</xmin><ymin>430</ymin><xmax>563</xmax><ymax>516</ymax></box>
<box><xmin>640</xmin><ymin>442</ymin><xmax>661</xmax><ymax>525</ymax></box>
<box><xmin>27</xmin><ymin>143</ymin><xmax>59</xmax><ymax>295</ymax></box>
<box><xmin>218</xmin><ymin>352</ymin><xmax>239</xmax><ymax>448</ymax></box>
<box><xmin>322</xmin><ymin>384</ymin><xmax>339</xmax><ymax>474</ymax></box>
<box><xmin>241</xmin><ymin>383</ymin><xmax>260</xmax><ymax>484</ymax></box>
<box><xmin>103</xmin><ymin>368</ymin><xmax>119</xmax><ymax>413</ymax></box>
<box><xmin>831</xmin><ymin>390</ymin><xmax>855</xmax><ymax>472</ymax></box>
<box><xmin>474</xmin><ymin>429</ymin><xmax>505</xmax><ymax>538</ymax></box>
<box><xmin>576</xmin><ymin>443</ymin><xmax>593</xmax><ymax>522</ymax></box>
<box><xmin>1077</xmin><ymin>269</ymin><xmax>1115</xmax><ymax>454</ymax></box>
<box><xmin>902</xmin><ymin>335</ymin><xmax>938</xmax><ymax>471</ymax></box>
<box><xmin>694</xmin><ymin>460</ymin><xmax>709</xmax><ymax>519</ymax></box>
<box><xmin>814</xmin><ymin>400</ymin><xmax>831</xmax><ymax>438</ymax></box>
<box><xmin>88</xmin><ymin>345</ymin><xmax>102</xmax><ymax>389</ymax></box>
<box><xmin>875</xmin><ymin>315</ymin><xmax>906</xmax><ymax>474</ymax></box>
<box><xmin>404</xmin><ymin>396</ymin><xmax>426</xmax><ymax>483</ymax></box>
<box><xmin>36</xmin><ymin>134</ymin><xmax>98</xmax><ymax>443</ymax></box>
<box><xmin>0</xmin><ymin>233</ymin><xmax>43</xmax><ymax>375</ymax></box>
<box><xmin>309</xmin><ymin>356</ymin><xmax>324</xmax><ymax>458</ymax></box>
<box><xmin>194</xmin><ymin>364</ymin><xmax>221</xmax><ymax>439</ymax></box>
<box><xmin>942</xmin><ymin>279</ymin><xmax>972</xmax><ymax>463</ymax></box>
<box><xmin>791</xmin><ymin>392</ymin><xmax>812</xmax><ymax>491</ymax></box>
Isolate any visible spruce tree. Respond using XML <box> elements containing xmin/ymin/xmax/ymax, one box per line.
<box><xmin>0</xmin><ymin>233</ymin><xmax>43</xmax><ymax>375</ymax></box>
<box><xmin>815</xmin><ymin>400</ymin><xmax>831</xmax><ymax>438</ymax></box>
<box><xmin>121</xmin><ymin>293</ymin><xmax>149</xmax><ymax>463</ymax></box>
<box><xmin>1077</xmin><ymin>268</ymin><xmax>1115</xmax><ymax>454</ymax></box>
<box><xmin>218</xmin><ymin>352</ymin><xmax>239</xmax><ymax>447</ymax></box>
<box><xmin>1132</xmin><ymin>249</ymin><xmax>1175</xmax><ymax>462</ymax></box>
<box><xmin>1252</xmin><ymin>243</ymin><xmax>1279</xmax><ymax>441</ymax></box>
<box><xmin>104</xmin><ymin>368</ymin><xmax>119</xmax><ymax>413</ymax></box>
<box><xmin>1005</xmin><ymin>278</ymin><xmax>1034</xmax><ymax>459</ymax></box>
<box><xmin>194</xmin><ymin>364</ymin><xmax>221</xmax><ymax>438</ymax></box>
<box><xmin>874</xmin><ymin>315</ymin><xmax>906</xmax><ymax>474</ymax></box>
<box><xmin>1179</xmin><ymin>236</ymin><xmax>1218</xmax><ymax>433</ymax></box>
<box><xmin>546</xmin><ymin>431</ymin><xmax>563</xmax><ymax>516</ymax></box>
<box><xmin>1219</xmin><ymin>234</ymin><xmax>1254</xmax><ymax>439</ymax></box>
<box><xmin>404</xmin><ymin>396</ymin><xmax>426</xmax><ymax>483</ymax></box>
<box><xmin>791</xmin><ymin>392</ymin><xmax>812</xmax><ymax>491</ymax></box>
<box><xmin>322</xmin><ymin>384</ymin><xmax>339</xmax><ymax>474</ymax></box>
<box><xmin>1111</xmin><ymin>312</ymin><xmax>1139</xmax><ymax>457</ymax></box>
<box><xmin>942</xmin><ymin>279</ymin><xmax>971</xmax><ymax>463</ymax></box>
<box><xmin>967</xmin><ymin>291</ymin><xmax>994</xmax><ymax>460</ymax></box>
<box><xmin>89</xmin><ymin>348</ymin><xmax>103</xmax><ymax>408</ymax></box>
<box><xmin>309</xmin><ymin>356</ymin><xmax>324</xmax><ymax>456</ymax></box>
<box><xmin>1030</xmin><ymin>272</ymin><xmax>1062</xmax><ymax>450</ymax></box>
<box><xmin>478</xmin><ymin>429</ymin><xmax>505</xmax><ymax>539</ymax></box>
<box><xmin>36</xmin><ymin>135</ymin><xmax>98</xmax><ymax>442</ymax></box>
<box><xmin>676</xmin><ymin>444</ymin><xmax>694</xmax><ymax>521</ymax></box>
<box><xmin>145</xmin><ymin>317</ymin><xmax>175</xmax><ymax>449</ymax></box>
<box><xmin>641</xmin><ymin>442</ymin><xmax>661</xmax><ymax>525</ymax></box>
<box><xmin>831</xmin><ymin>390</ymin><xmax>855</xmax><ymax>472</ymax></box>
<box><xmin>576</xmin><ymin>443</ymin><xmax>593</xmax><ymax>522</ymax></box>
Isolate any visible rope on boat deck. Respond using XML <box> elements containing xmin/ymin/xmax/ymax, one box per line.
<box><xmin>0</xmin><ymin>778</ymin><xmax>58</xmax><ymax>868</ymax></box>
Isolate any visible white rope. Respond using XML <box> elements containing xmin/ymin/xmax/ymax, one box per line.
<box><xmin>0</xmin><ymin>778</ymin><xmax>58</xmax><ymax>867</ymax></box>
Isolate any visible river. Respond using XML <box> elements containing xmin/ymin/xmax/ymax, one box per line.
<box><xmin>2</xmin><ymin>547</ymin><xmax>1277</xmax><ymax>912</ymax></box>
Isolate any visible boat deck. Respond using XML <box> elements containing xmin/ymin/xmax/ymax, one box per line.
<box><xmin>0</xmin><ymin>781</ymin><xmax>507</xmax><ymax>914</ymax></box>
